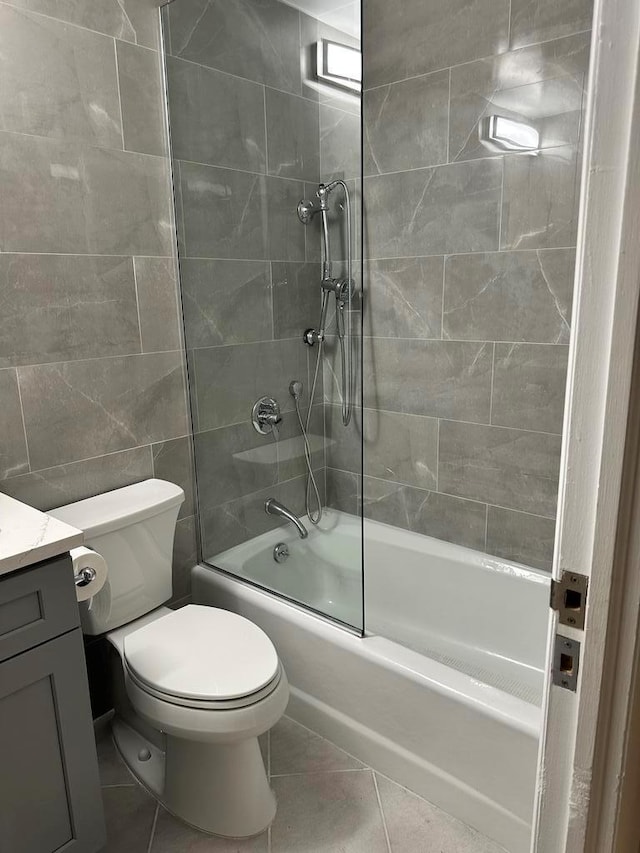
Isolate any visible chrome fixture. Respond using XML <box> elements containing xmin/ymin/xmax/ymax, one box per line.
<box><xmin>74</xmin><ymin>566</ymin><xmax>97</xmax><ymax>588</ymax></box>
<box><xmin>265</xmin><ymin>498</ymin><xmax>308</xmax><ymax>539</ymax></box>
<box><xmin>273</xmin><ymin>543</ymin><xmax>290</xmax><ymax>563</ymax></box>
<box><xmin>297</xmin><ymin>180</ymin><xmax>355</xmax><ymax>428</ymax></box>
<box><xmin>479</xmin><ymin>115</ymin><xmax>539</xmax><ymax>153</ymax></box>
<box><xmin>252</xmin><ymin>396</ymin><xmax>281</xmax><ymax>437</ymax></box>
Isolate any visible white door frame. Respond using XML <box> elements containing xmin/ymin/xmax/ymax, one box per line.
<box><xmin>532</xmin><ymin>0</ymin><xmax>640</xmax><ymax>849</ymax></box>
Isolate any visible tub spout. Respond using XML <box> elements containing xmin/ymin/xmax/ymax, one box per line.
<box><xmin>265</xmin><ymin>498</ymin><xmax>308</xmax><ymax>539</ymax></box>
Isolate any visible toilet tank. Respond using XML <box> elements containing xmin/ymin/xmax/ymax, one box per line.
<box><xmin>50</xmin><ymin>479</ymin><xmax>185</xmax><ymax>635</ymax></box>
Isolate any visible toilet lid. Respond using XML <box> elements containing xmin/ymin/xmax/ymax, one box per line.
<box><xmin>123</xmin><ymin>605</ymin><xmax>280</xmax><ymax>702</ymax></box>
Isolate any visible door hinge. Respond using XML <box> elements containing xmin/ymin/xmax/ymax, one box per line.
<box><xmin>550</xmin><ymin>570</ymin><xmax>588</xmax><ymax>629</ymax></box>
<box><xmin>552</xmin><ymin>634</ymin><xmax>581</xmax><ymax>691</ymax></box>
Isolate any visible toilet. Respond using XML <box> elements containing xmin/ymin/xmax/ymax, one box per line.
<box><xmin>50</xmin><ymin>478</ymin><xmax>289</xmax><ymax>838</ymax></box>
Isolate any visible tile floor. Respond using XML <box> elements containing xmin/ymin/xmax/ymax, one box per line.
<box><xmin>97</xmin><ymin>716</ymin><xmax>506</xmax><ymax>852</ymax></box>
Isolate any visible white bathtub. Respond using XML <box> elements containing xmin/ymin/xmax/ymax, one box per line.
<box><xmin>192</xmin><ymin>510</ymin><xmax>550</xmax><ymax>853</ymax></box>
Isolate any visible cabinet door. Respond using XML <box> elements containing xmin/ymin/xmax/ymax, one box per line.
<box><xmin>0</xmin><ymin>630</ymin><xmax>105</xmax><ymax>853</ymax></box>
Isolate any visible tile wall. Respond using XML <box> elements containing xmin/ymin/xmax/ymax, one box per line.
<box><xmin>0</xmin><ymin>0</ymin><xmax>196</xmax><ymax>600</ymax></box>
<box><xmin>329</xmin><ymin>0</ymin><xmax>594</xmax><ymax>570</ymax></box>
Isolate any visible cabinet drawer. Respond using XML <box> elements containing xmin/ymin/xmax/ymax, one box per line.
<box><xmin>0</xmin><ymin>556</ymin><xmax>79</xmax><ymax>663</ymax></box>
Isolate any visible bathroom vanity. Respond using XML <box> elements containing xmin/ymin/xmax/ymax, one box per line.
<box><xmin>0</xmin><ymin>494</ymin><xmax>106</xmax><ymax>853</ymax></box>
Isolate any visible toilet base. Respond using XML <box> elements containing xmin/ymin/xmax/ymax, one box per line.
<box><xmin>165</xmin><ymin>735</ymin><xmax>275</xmax><ymax>837</ymax></box>
<box><xmin>112</xmin><ymin>718</ymin><xmax>275</xmax><ymax>838</ymax></box>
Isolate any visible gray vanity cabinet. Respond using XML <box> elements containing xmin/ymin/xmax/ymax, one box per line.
<box><xmin>0</xmin><ymin>557</ymin><xmax>105</xmax><ymax>853</ymax></box>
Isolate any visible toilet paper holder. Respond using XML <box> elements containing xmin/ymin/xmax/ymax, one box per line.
<box><xmin>74</xmin><ymin>566</ymin><xmax>97</xmax><ymax>588</ymax></box>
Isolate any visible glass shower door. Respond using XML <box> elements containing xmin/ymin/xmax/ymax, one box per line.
<box><xmin>161</xmin><ymin>0</ymin><xmax>363</xmax><ymax>631</ymax></box>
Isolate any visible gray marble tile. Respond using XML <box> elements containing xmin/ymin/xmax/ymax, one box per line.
<box><xmin>271</xmin><ymin>717</ymin><xmax>364</xmax><ymax>776</ymax></box>
<box><xmin>0</xmin><ymin>447</ymin><xmax>153</xmax><ymax>511</ymax></box>
<box><xmin>266</xmin><ymin>88</ymin><xmax>320</xmax><ymax>182</ymax></box>
<box><xmin>0</xmin><ymin>254</ymin><xmax>140</xmax><ymax>366</ymax></box>
<box><xmin>449</xmin><ymin>33</ymin><xmax>591</xmax><ymax>163</ymax></box>
<box><xmin>171</xmin><ymin>515</ymin><xmax>198</xmax><ymax>602</ymax></box>
<box><xmin>486</xmin><ymin>505</ymin><xmax>555</xmax><ymax>571</ymax></box>
<box><xmin>179</xmin><ymin>162</ymin><xmax>267</xmax><ymax>259</ymax></box>
<box><xmin>152</xmin><ymin>436</ymin><xmax>195</xmax><ymax>519</ymax></box>
<box><xmin>188</xmin><ymin>397</ymin><xmax>321</xmax><ymax>495</ymax></box>
<box><xmin>265</xmin><ymin>176</ymin><xmax>307</xmax><ymax>262</ymax></box>
<box><xmin>195</xmin><ymin>421</ymin><xmax>280</xmax><ymax>508</ymax></box>
<box><xmin>134</xmin><ymin>257</ymin><xmax>182</xmax><ymax>353</ymax></box>
<box><xmin>179</xmin><ymin>165</ymin><xmax>305</xmax><ymax>261</ymax></box>
<box><xmin>363</xmin><ymin>338</ymin><xmax>493</xmax><ymax>422</ymax></box>
<box><xmin>270</xmin><ymin>770</ymin><xmax>388</xmax><ymax>852</ymax></box>
<box><xmin>0</xmin><ymin>133</ymin><xmax>173</xmax><ymax>255</ymax></box>
<box><xmin>363</xmin><ymin>477</ymin><xmax>487</xmax><ymax>550</ymax></box>
<box><xmin>320</xmin><ymin>105</ymin><xmax>361</xmax><ymax>181</ymax></box>
<box><xmin>364</xmin><ymin>409</ymin><xmax>438</xmax><ymax>490</ymax></box>
<box><xmin>192</xmin><ymin>339</ymin><xmax>307</xmax><ymax>431</ymax></box>
<box><xmin>117</xmin><ymin>41</ymin><xmax>166</xmax><ymax>157</ymax></box>
<box><xmin>102</xmin><ymin>785</ymin><xmax>156</xmax><ymax>853</ymax></box>
<box><xmin>443</xmin><ymin>249</ymin><xmax>575</xmax><ymax>344</ymax></box>
<box><xmin>201</xmin><ymin>475</ymin><xmax>308</xmax><ymax>557</ymax></box>
<box><xmin>0</xmin><ymin>5</ymin><xmax>122</xmax><ymax>148</ymax></box>
<box><xmin>492</xmin><ymin>343</ymin><xmax>569</xmax><ymax>433</ymax></box>
<box><xmin>181</xmin><ymin>259</ymin><xmax>272</xmax><ymax>347</ymax></box>
<box><xmin>375</xmin><ymin>774</ymin><xmax>505</xmax><ymax>853</ymax></box>
<box><xmin>166</xmin><ymin>0</ymin><xmax>301</xmax><ymax>94</ymax></box>
<box><xmin>272</xmin><ymin>262</ymin><xmax>321</xmax><ymax>339</ymax></box>
<box><xmin>364</xmin><ymin>71</ymin><xmax>449</xmax><ymax>176</ymax></box>
<box><xmin>7</xmin><ymin>0</ymin><xmax>158</xmax><ymax>46</ymax></box>
<box><xmin>166</xmin><ymin>56</ymin><xmax>266</xmax><ymax>173</ymax></box>
<box><xmin>364</xmin><ymin>0</ymin><xmax>510</xmax><ymax>88</ymax></box>
<box><xmin>151</xmin><ymin>805</ymin><xmax>267</xmax><ymax>851</ymax></box>
<box><xmin>19</xmin><ymin>353</ymin><xmax>188</xmax><ymax>470</ymax></box>
<box><xmin>510</xmin><ymin>0</ymin><xmax>593</xmax><ymax>50</ymax></box>
<box><xmin>365</xmin><ymin>257</ymin><xmax>443</xmax><ymax>339</ymax></box>
<box><xmin>364</xmin><ymin>159</ymin><xmax>502</xmax><ymax>259</ymax></box>
<box><xmin>438</xmin><ymin>420</ymin><xmax>562</xmax><ymax>517</ymax></box>
<box><xmin>325</xmin><ymin>404</ymin><xmax>360</xmax><ymax>474</ymax></box>
<box><xmin>326</xmin><ymin>467</ymin><xmax>360</xmax><ymax>515</ymax></box>
<box><xmin>502</xmin><ymin>144</ymin><xmax>581</xmax><ymax>250</ymax></box>
<box><xmin>0</xmin><ymin>369</ymin><xmax>29</xmax><ymax>480</ymax></box>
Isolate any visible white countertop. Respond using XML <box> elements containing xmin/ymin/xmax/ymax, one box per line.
<box><xmin>0</xmin><ymin>493</ymin><xmax>83</xmax><ymax>577</ymax></box>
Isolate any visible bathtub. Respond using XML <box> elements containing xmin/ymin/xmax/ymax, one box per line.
<box><xmin>192</xmin><ymin>510</ymin><xmax>550</xmax><ymax>853</ymax></box>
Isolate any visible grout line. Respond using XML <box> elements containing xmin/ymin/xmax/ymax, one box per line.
<box><xmin>13</xmin><ymin>369</ymin><xmax>32</xmax><ymax>474</ymax></box>
<box><xmin>484</xmin><ymin>502</ymin><xmax>490</xmax><ymax>552</ymax></box>
<box><xmin>101</xmin><ymin>783</ymin><xmax>137</xmax><ymax>789</ymax></box>
<box><xmin>146</xmin><ymin>804</ymin><xmax>159</xmax><ymax>853</ymax></box>
<box><xmin>372</xmin><ymin>771</ymin><xmax>393</xmax><ymax>853</ymax></box>
<box><xmin>132</xmin><ymin>257</ymin><xmax>145</xmax><ymax>353</ymax></box>
<box><xmin>363</xmin><ymin>28</ymin><xmax>593</xmax><ymax>93</ymax></box>
<box><xmin>489</xmin><ymin>341</ymin><xmax>496</xmax><ymax>424</ymax></box>
<box><xmin>112</xmin><ymin>37</ymin><xmax>126</xmax><ymax>151</ymax></box>
<box><xmin>174</xmin><ymin>245</ymin><xmax>577</xmax><ymax>263</ymax></box>
<box><xmin>336</xmin><ymin>467</ymin><xmax>558</xmax><ymax>521</ymax></box>
<box><xmin>0</xmin><ymin>0</ymin><xmax>137</xmax><ymax>44</ymax></box>
<box><xmin>269</xmin><ymin>768</ymin><xmax>370</xmax><ymax>778</ymax></box>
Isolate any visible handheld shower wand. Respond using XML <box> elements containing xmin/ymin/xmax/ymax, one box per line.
<box><xmin>297</xmin><ymin>180</ymin><xmax>355</xmax><ymax>426</ymax></box>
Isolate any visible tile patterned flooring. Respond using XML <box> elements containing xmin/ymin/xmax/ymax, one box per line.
<box><xmin>98</xmin><ymin>716</ymin><xmax>506</xmax><ymax>853</ymax></box>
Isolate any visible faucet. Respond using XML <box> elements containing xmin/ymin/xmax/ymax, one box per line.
<box><xmin>265</xmin><ymin>498</ymin><xmax>308</xmax><ymax>539</ymax></box>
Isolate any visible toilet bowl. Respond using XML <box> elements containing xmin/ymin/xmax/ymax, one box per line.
<box><xmin>50</xmin><ymin>480</ymin><xmax>289</xmax><ymax>838</ymax></box>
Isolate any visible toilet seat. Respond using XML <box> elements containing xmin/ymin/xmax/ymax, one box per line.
<box><xmin>125</xmin><ymin>661</ymin><xmax>283</xmax><ymax>710</ymax></box>
<box><xmin>123</xmin><ymin>604</ymin><xmax>280</xmax><ymax>705</ymax></box>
